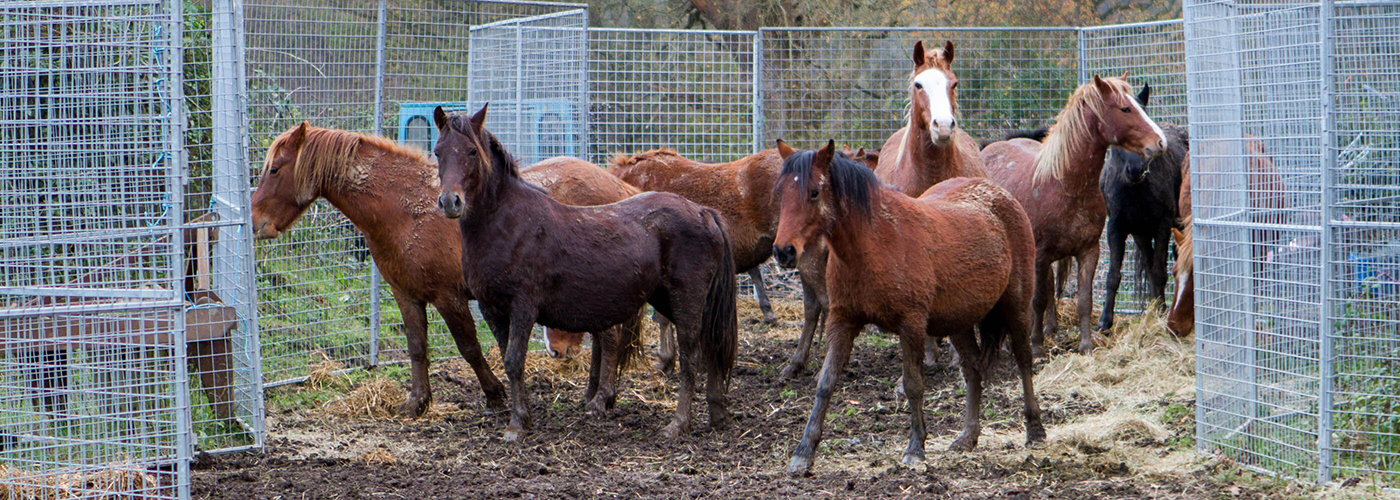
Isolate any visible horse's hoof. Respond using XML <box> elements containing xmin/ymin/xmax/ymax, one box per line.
<box><xmin>779</xmin><ymin>364</ymin><xmax>803</xmax><ymax>380</ymax></box>
<box><xmin>709</xmin><ymin>409</ymin><xmax>733</xmax><ymax>431</ymax></box>
<box><xmin>948</xmin><ymin>435</ymin><xmax>978</xmax><ymax>452</ymax></box>
<box><xmin>652</xmin><ymin>360</ymin><xmax>674</xmax><ymax>376</ymax></box>
<box><xmin>397</xmin><ymin>397</ymin><xmax>429</xmax><ymax>419</ymax></box>
<box><xmin>1077</xmin><ymin>341</ymin><xmax>1095</xmax><ymax>355</ymax></box>
<box><xmin>900</xmin><ymin>452</ymin><xmax>925</xmax><ymax>465</ymax></box>
<box><xmin>786</xmin><ymin>455</ymin><xmax>813</xmax><ymax>477</ymax></box>
<box><xmin>502</xmin><ymin>428</ymin><xmax>524</xmax><ymax>442</ymax></box>
<box><xmin>484</xmin><ymin>396</ymin><xmax>508</xmax><ymax>413</ymax></box>
<box><xmin>660</xmin><ymin>421</ymin><xmax>689</xmax><ymax>440</ymax></box>
<box><xmin>585</xmin><ymin>399</ymin><xmax>608</xmax><ymax>417</ymax></box>
<box><xmin>1031</xmin><ymin>345</ymin><xmax>1047</xmax><ymax>359</ymax></box>
<box><xmin>1026</xmin><ymin>424</ymin><xmax>1047</xmax><ymax>445</ymax></box>
<box><xmin>763</xmin><ymin>313</ymin><xmax>780</xmax><ymax>326</ymax></box>
<box><xmin>1096</xmin><ymin>321</ymin><xmax>1113</xmax><ymax>333</ymax></box>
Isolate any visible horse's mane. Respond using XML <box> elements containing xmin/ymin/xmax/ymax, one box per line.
<box><xmin>780</xmin><ymin>149</ymin><xmax>879</xmax><ymax>217</ymax></box>
<box><xmin>1033</xmin><ymin>76</ymin><xmax>1135</xmax><ymax>185</ymax></box>
<box><xmin>610</xmin><ymin>148</ymin><xmax>683</xmax><ymax>170</ymax></box>
<box><xmin>1174</xmin><ymin>214</ymin><xmax>1193</xmax><ymax>277</ymax></box>
<box><xmin>271</xmin><ymin>125</ymin><xmax>428</xmax><ymax>199</ymax></box>
<box><xmin>446</xmin><ymin>113</ymin><xmax>523</xmax><ymax>187</ymax></box>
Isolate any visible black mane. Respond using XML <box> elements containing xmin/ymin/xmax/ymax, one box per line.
<box><xmin>779</xmin><ymin>148</ymin><xmax>879</xmax><ymax>216</ymax></box>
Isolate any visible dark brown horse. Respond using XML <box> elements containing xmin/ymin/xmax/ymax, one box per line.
<box><xmin>434</xmin><ymin>105</ymin><xmax>738</xmax><ymax>441</ymax></box>
<box><xmin>250</xmin><ymin>124</ymin><xmax>640</xmax><ymax>417</ymax></box>
<box><xmin>981</xmin><ymin>75</ymin><xmax>1167</xmax><ymax>354</ymax></box>
<box><xmin>772</xmin><ymin>140</ymin><xmax>1044</xmax><ymax>475</ymax></box>
<box><xmin>875</xmin><ymin>40</ymin><xmax>987</xmax><ymax>367</ymax></box>
<box><xmin>610</xmin><ymin>148</ymin><xmax>829</xmax><ymax>379</ymax></box>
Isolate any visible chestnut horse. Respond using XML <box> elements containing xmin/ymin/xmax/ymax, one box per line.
<box><xmin>981</xmin><ymin>75</ymin><xmax>1166</xmax><ymax>354</ymax></box>
<box><xmin>434</xmin><ymin>105</ymin><xmax>738</xmax><ymax>441</ymax></box>
<box><xmin>250</xmin><ymin>124</ymin><xmax>640</xmax><ymax>417</ymax></box>
<box><xmin>519</xmin><ymin>159</ymin><xmax>645</xmax><ymax>360</ymax></box>
<box><xmin>772</xmin><ymin>140</ymin><xmax>1044</xmax><ymax>476</ymax></box>
<box><xmin>874</xmin><ymin>40</ymin><xmax>987</xmax><ymax>367</ymax></box>
<box><xmin>610</xmin><ymin>148</ymin><xmax>829</xmax><ymax>379</ymax></box>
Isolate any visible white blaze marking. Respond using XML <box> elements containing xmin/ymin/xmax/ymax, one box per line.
<box><xmin>913</xmin><ymin>69</ymin><xmax>955</xmax><ymax>132</ymax></box>
<box><xmin>1129</xmin><ymin>94</ymin><xmax>1167</xmax><ymax>149</ymax></box>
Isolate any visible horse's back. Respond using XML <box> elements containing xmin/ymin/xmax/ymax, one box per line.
<box><xmin>980</xmin><ymin>139</ymin><xmax>1041</xmax><ymax>196</ymax></box>
<box><xmin>522</xmin><ymin>157</ymin><xmax>641</xmax><ymax>206</ymax></box>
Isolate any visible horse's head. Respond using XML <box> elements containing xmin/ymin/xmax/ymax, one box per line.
<box><xmin>434</xmin><ymin>104</ymin><xmax>493</xmax><ymax>219</ymax></box>
<box><xmin>544</xmin><ymin>328</ymin><xmax>585</xmax><ymax>358</ymax></box>
<box><xmin>840</xmin><ymin>145</ymin><xmax>879</xmax><ymax>170</ymax></box>
<box><xmin>909</xmin><ymin>40</ymin><xmax>960</xmax><ymax>144</ymax></box>
<box><xmin>251</xmin><ymin>122</ymin><xmax>314</xmax><ymax>240</ymax></box>
<box><xmin>773</xmin><ymin>139</ymin><xmax>836</xmax><ymax>268</ymax></box>
<box><xmin>1091</xmin><ymin>75</ymin><xmax>1165</xmax><ymax>159</ymax></box>
<box><xmin>1166</xmin><ymin>224</ymin><xmax>1194</xmax><ymax>337</ymax></box>
<box><xmin>1108</xmin><ymin>146</ymin><xmax>1152</xmax><ymax>185</ymax></box>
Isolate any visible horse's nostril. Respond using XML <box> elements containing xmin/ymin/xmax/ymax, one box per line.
<box><xmin>949</xmin><ymin>119</ymin><xmax>957</xmax><ymax>129</ymax></box>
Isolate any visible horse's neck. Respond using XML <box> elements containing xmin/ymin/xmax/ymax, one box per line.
<box><xmin>901</xmin><ymin>124</ymin><xmax>963</xmax><ymax>184</ymax></box>
<box><xmin>318</xmin><ymin>150</ymin><xmax>428</xmax><ymax>246</ymax></box>
<box><xmin>1045</xmin><ymin>116</ymin><xmax>1111</xmax><ymax>198</ymax></box>
<box><xmin>462</xmin><ymin>173</ymin><xmax>549</xmax><ymax>233</ymax></box>
<box><xmin>825</xmin><ymin>193</ymin><xmax>904</xmax><ymax>269</ymax></box>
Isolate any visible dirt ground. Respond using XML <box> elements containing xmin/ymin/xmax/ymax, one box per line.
<box><xmin>191</xmin><ymin>299</ymin><xmax>1369</xmax><ymax>499</ymax></box>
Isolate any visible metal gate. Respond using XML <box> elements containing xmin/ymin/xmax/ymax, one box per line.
<box><xmin>1188</xmin><ymin>0</ymin><xmax>1400</xmax><ymax>486</ymax></box>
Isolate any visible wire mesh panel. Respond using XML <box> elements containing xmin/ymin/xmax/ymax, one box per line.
<box><xmin>467</xmin><ymin>10</ymin><xmax>588</xmax><ymax>167</ymax></box>
<box><xmin>587</xmin><ymin>28</ymin><xmax>757</xmax><ymax>164</ymax></box>
<box><xmin>1325</xmin><ymin>1</ymin><xmax>1400</xmax><ymax>486</ymax></box>
<box><xmin>1188</xmin><ymin>0</ymin><xmax>1326</xmax><ymax>483</ymax></box>
<box><xmin>180</xmin><ymin>0</ymin><xmax>263</xmax><ymax>454</ymax></box>
<box><xmin>760</xmin><ymin>27</ymin><xmax>1080</xmax><ymax>150</ymax></box>
<box><xmin>1</xmin><ymin>1</ymin><xmax>190</xmax><ymax>497</ymax></box>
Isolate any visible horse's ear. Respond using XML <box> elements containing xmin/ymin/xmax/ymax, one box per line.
<box><xmin>813</xmin><ymin>139</ymin><xmax>836</xmax><ymax>173</ymax></box>
<box><xmin>469</xmin><ymin>103</ymin><xmax>489</xmax><ymax>133</ymax></box>
<box><xmin>1137</xmin><ymin>83</ymin><xmax>1152</xmax><ymax>106</ymax></box>
<box><xmin>1171</xmin><ymin>227</ymin><xmax>1184</xmax><ymax>242</ymax></box>
<box><xmin>289</xmin><ymin>121</ymin><xmax>308</xmax><ymax>143</ymax></box>
<box><xmin>855</xmin><ymin>147</ymin><xmax>865</xmax><ymax>157</ymax></box>
<box><xmin>943</xmin><ymin>40</ymin><xmax>955</xmax><ymax>64</ymax></box>
<box><xmin>912</xmin><ymin>40</ymin><xmax>925</xmax><ymax>65</ymax></box>
<box><xmin>1120</xmin><ymin>70</ymin><xmax>1130</xmax><ymax>80</ymax></box>
<box><xmin>1093</xmin><ymin>75</ymin><xmax>1113</xmax><ymax>95</ymax></box>
<box><xmin>433</xmin><ymin>106</ymin><xmax>448</xmax><ymax>130</ymax></box>
<box><xmin>776</xmin><ymin>139</ymin><xmax>796</xmax><ymax>160</ymax></box>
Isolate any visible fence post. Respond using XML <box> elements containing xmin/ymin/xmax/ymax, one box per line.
<box><xmin>578</xmin><ymin>11</ymin><xmax>590</xmax><ymax>161</ymax></box>
<box><xmin>367</xmin><ymin>0</ymin><xmax>388</xmax><ymax>368</ymax></box>
<box><xmin>164</xmin><ymin>0</ymin><xmax>194</xmax><ymax>496</ymax></box>
<box><xmin>1316</xmin><ymin>0</ymin><xmax>1337</xmax><ymax>485</ymax></box>
<box><xmin>752</xmin><ymin>30</ymin><xmax>764</xmax><ymax>155</ymax></box>
<box><xmin>1076</xmin><ymin>28</ymin><xmax>1088</xmax><ymax>84</ymax></box>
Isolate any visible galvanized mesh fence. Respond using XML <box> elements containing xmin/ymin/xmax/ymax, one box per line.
<box><xmin>1188</xmin><ymin>0</ymin><xmax>1400</xmax><ymax>486</ymax></box>
<box><xmin>1</xmin><ymin>1</ymin><xmax>191</xmax><ymax>497</ymax></box>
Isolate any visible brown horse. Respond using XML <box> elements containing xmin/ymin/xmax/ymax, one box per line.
<box><xmin>434</xmin><ymin>105</ymin><xmax>738</xmax><ymax>441</ymax></box>
<box><xmin>772</xmin><ymin>140</ymin><xmax>1044</xmax><ymax>475</ymax></box>
<box><xmin>610</xmin><ymin>148</ymin><xmax>829</xmax><ymax>379</ymax></box>
<box><xmin>519</xmin><ymin>158</ymin><xmax>645</xmax><ymax>360</ymax></box>
<box><xmin>981</xmin><ymin>75</ymin><xmax>1166</xmax><ymax>354</ymax></box>
<box><xmin>875</xmin><ymin>40</ymin><xmax>987</xmax><ymax>367</ymax></box>
<box><xmin>250</xmin><ymin>124</ymin><xmax>640</xmax><ymax>417</ymax></box>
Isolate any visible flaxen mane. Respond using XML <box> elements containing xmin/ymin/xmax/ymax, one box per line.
<box><xmin>269</xmin><ymin>125</ymin><xmax>428</xmax><ymax>200</ymax></box>
<box><xmin>1032</xmin><ymin>77</ymin><xmax>1134</xmax><ymax>185</ymax></box>
<box><xmin>1174</xmin><ymin>214</ymin><xmax>1193</xmax><ymax>278</ymax></box>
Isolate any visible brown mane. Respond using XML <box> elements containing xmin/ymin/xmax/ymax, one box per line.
<box><xmin>268</xmin><ymin>125</ymin><xmax>429</xmax><ymax>201</ymax></box>
<box><xmin>610</xmin><ymin>148</ymin><xmax>682</xmax><ymax>170</ymax></box>
<box><xmin>1033</xmin><ymin>76</ymin><xmax>1134</xmax><ymax>185</ymax></box>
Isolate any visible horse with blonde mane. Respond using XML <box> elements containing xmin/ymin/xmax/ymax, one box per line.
<box><xmin>251</xmin><ymin>123</ymin><xmax>642</xmax><ymax>417</ymax></box>
<box><xmin>981</xmin><ymin>74</ymin><xmax>1167</xmax><ymax>355</ymax></box>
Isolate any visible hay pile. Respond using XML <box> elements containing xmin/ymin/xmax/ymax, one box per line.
<box><xmin>318</xmin><ymin>377</ymin><xmax>461</xmax><ymax>421</ymax></box>
<box><xmin>0</xmin><ymin>462</ymin><xmax>159</xmax><ymax>499</ymax></box>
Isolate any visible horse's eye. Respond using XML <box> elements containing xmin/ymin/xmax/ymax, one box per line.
<box><xmin>951</xmin><ymin>81</ymin><xmax>959</xmax><ymax>89</ymax></box>
<box><xmin>1121</xmin><ymin>106</ymin><xmax>1131</xmax><ymax>113</ymax></box>
<box><xmin>467</xmin><ymin>148</ymin><xmax>478</xmax><ymax>155</ymax></box>
<box><xmin>808</xmin><ymin>189</ymin><xmax>820</xmax><ymax>199</ymax></box>
<box><xmin>914</xmin><ymin>82</ymin><xmax>923</xmax><ymax>89</ymax></box>
<box><xmin>268</xmin><ymin>167</ymin><xmax>279</xmax><ymax>175</ymax></box>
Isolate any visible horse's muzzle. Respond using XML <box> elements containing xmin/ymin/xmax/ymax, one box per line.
<box><xmin>438</xmin><ymin>192</ymin><xmax>464</xmax><ymax>219</ymax></box>
<box><xmin>773</xmin><ymin>244</ymin><xmax>798</xmax><ymax>269</ymax></box>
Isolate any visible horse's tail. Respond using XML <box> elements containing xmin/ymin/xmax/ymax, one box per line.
<box><xmin>698</xmin><ymin>208</ymin><xmax>739</xmax><ymax>385</ymax></box>
<box><xmin>614</xmin><ymin>308</ymin><xmax>646</xmax><ymax>378</ymax></box>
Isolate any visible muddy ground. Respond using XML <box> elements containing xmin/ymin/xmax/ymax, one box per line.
<box><xmin>192</xmin><ymin>299</ymin><xmax>1346</xmax><ymax>499</ymax></box>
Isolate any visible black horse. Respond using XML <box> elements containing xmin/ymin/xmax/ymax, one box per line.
<box><xmin>1096</xmin><ymin>123</ymin><xmax>1188</xmax><ymax>331</ymax></box>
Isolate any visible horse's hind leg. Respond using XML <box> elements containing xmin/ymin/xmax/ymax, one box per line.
<box><xmin>661</xmin><ymin>319</ymin><xmax>697</xmax><ymax>440</ymax></box>
<box><xmin>585</xmin><ymin>328</ymin><xmax>620</xmax><ymax>414</ymax></box>
<box><xmin>652</xmin><ymin>310</ymin><xmax>676</xmax><ymax>375</ymax></box>
<box><xmin>394</xmin><ymin>293</ymin><xmax>434</xmax><ymax>417</ymax></box>
<box><xmin>748</xmin><ymin>267</ymin><xmax>779</xmax><ymax>325</ymax></box>
<box><xmin>1054</xmin><ymin>259</ymin><xmax>1071</xmax><ymax>298</ymax></box>
<box><xmin>1098</xmin><ymin>225</ymin><xmax>1127</xmax><ymax>333</ymax></box>
<box><xmin>1145</xmin><ymin>228</ymin><xmax>1172</xmax><ymax>307</ymax></box>
<box><xmin>1074</xmin><ymin>244</ymin><xmax>1102</xmax><ymax>354</ymax></box>
<box><xmin>787</xmin><ymin>315</ymin><xmax>859</xmax><ymax>476</ymax></box>
<box><xmin>439</xmin><ymin>300</ymin><xmax>508</xmax><ymax>412</ymax></box>
<box><xmin>947</xmin><ymin>331</ymin><xmax>984</xmax><ymax>451</ymax></box>
<box><xmin>1029</xmin><ymin>258</ymin><xmax>1054</xmax><ymax>358</ymax></box>
<box><xmin>897</xmin><ymin>321</ymin><xmax>930</xmax><ymax>464</ymax></box>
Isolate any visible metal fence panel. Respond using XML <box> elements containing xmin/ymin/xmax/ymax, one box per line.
<box><xmin>1325</xmin><ymin>1</ymin><xmax>1400</xmax><ymax>486</ymax></box>
<box><xmin>1</xmin><ymin>1</ymin><xmax>190</xmax><ymax>497</ymax></box>
<box><xmin>587</xmin><ymin>28</ymin><xmax>757</xmax><ymax>165</ymax></box>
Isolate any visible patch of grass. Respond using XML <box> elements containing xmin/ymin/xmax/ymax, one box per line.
<box><xmin>780</xmin><ymin>388</ymin><xmax>798</xmax><ymax>399</ymax></box>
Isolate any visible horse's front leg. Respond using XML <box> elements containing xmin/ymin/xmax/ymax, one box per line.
<box><xmin>748</xmin><ymin>267</ymin><xmax>779</xmax><ymax>325</ymax></box>
<box><xmin>439</xmin><ymin>300</ymin><xmax>507</xmax><ymax>412</ymax></box>
<box><xmin>1029</xmin><ymin>257</ymin><xmax>1054</xmax><ymax>358</ymax></box>
<box><xmin>1142</xmin><ymin>228</ymin><xmax>1171</xmax><ymax>307</ymax></box>
<box><xmin>500</xmin><ymin>304</ymin><xmax>539</xmax><ymax>442</ymax></box>
<box><xmin>787</xmin><ymin>315</ymin><xmax>859</xmax><ymax>476</ymax></box>
<box><xmin>1097</xmin><ymin>226</ymin><xmax>1127</xmax><ymax>333</ymax></box>
<box><xmin>782</xmin><ymin>271</ymin><xmax>825</xmax><ymax>379</ymax></box>
<box><xmin>586</xmin><ymin>327</ymin><xmax>621</xmax><ymax>414</ymax></box>
<box><xmin>1075</xmin><ymin>243</ymin><xmax>1101</xmax><ymax>354</ymax></box>
<box><xmin>393</xmin><ymin>293</ymin><xmax>433</xmax><ymax>418</ymax></box>
<box><xmin>947</xmin><ymin>330</ymin><xmax>985</xmax><ymax>451</ymax></box>
<box><xmin>898</xmin><ymin>321</ymin><xmax>931</xmax><ymax>464</ymax></box>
